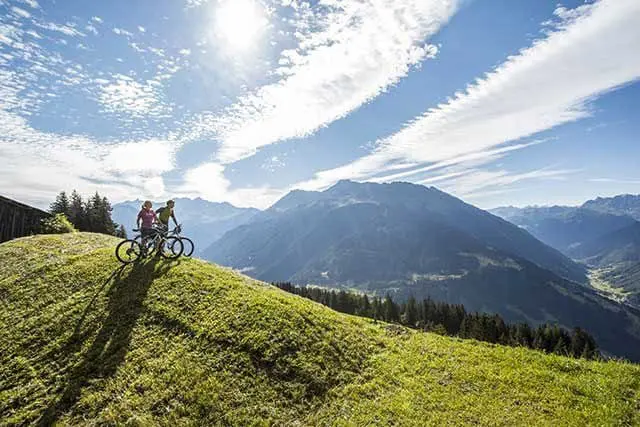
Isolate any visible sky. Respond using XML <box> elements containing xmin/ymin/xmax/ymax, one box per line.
<box><xmin>1</xmin><ymin>0</ymin><xmax>639</xmax><ymax>210</ymax></box>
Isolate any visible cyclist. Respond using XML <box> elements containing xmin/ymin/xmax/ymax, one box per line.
<box><xmin>137</xmin><ymin>200</ymin><xmax>158</xmax><ymax>254</ymax></box>
<box><xmin>155</xmin><ymin>199</ymin><xmax>179</xmax><ymax>233</ymax></box>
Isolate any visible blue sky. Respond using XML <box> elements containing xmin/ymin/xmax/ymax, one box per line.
<box><xmin>1</xmin><ymin>0</ymin><xmax>639</xmax><ymax>210</ymax></box>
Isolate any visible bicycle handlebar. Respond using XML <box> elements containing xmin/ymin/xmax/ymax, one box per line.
<box><xmin>132</xmin><ymin>224</ymin><xmax>182</xmax><ymax>234</ymax></box>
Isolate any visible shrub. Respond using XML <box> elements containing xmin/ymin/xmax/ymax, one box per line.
<box><xmin>41</xmin><ymin>213</ymin><xmax>77</xmax><ymax>234</ymax></box>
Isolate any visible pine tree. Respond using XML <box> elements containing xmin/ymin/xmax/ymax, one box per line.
<box><xmin>101</xmin><ymin>196</ymin><xmax>117</xmax><ymax>235</ymax></box>
<box><xmin>84</xmin><ymin>192</ymin><xmax>99</xmax><ymax>233</ymax></box>
<box><xmin>383</xmin><ymin>294</ymin><xmax>399</xmax><ymax>322</ymax></box>
<box><xmin>49</xmin><ymin>191</ymin><xmax>71</xmax><ymax>218</ymax></box>
<box><xmin>116</xmin><ymin>224</ymin><xmax>127</xmax><ymax>239</ymax></box>
<box><xmin>403</xmin><ymin>296</ymin><xmax>419</xmax><ymax>327</ymax></box>
<box><xmin>570</xmin><ymin>327</ymin><xmax>587</xmax><ymax>357</ymax></box>
<box><xmin>359</xmin><ymin>294</ymin><xmax>371</xmax><ymax>317</ymax></box>
<box><xmin>69</xmin><ymin>190</ymin><xmax>85</xmax><ymax>231</ymax></box>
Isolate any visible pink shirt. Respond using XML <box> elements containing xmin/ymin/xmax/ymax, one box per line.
<box><xmin>137</xmin><ymin>208</ymin><xmax>157</xmax><ymax>228</ymax></box>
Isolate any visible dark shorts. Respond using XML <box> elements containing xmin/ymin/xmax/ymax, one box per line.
<box><xmin>141</xmin><ymin>227</ymin><xmax>157</xmax><ymax>238</ymax></box>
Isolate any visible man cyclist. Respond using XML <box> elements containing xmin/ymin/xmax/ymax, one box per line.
<box><xmin>155</xmin><ymin>199</ymin><xmax>178</xmax><ymax>233</ymax></box>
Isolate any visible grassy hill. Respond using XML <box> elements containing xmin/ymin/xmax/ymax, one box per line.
<box><xmin>1</xmin><ymin>233</ymin><xmax>639</xmax><ymax>425</ymax></box>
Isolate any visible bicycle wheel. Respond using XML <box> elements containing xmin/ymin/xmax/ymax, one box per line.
<box><xmin>180</xmin><ymin>237</ymin><xmax>194</xmax><ymax>257</ymax></box>
<box><xmin>160</xmin><ymin>236</ymin><xmax>183</xmax><ymax>259</ymax></box>
<box><xmin>115</xmin><ymin>239</ymin><xmax>143</xmax><ymax>264</ymax></box>
<box><xmin>134</xmin><ymin>235</ymin><xmax>156</xmax><ymax>256</ymax></box>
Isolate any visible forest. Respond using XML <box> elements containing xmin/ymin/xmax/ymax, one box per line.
<box><xmin>273</xmin><ymin>282</ymin><xmax>600</xmax><ymax>360</ymax></box>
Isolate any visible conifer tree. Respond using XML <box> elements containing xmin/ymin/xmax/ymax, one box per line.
<box><xmin>49</xmin><ymin>191</ymin><xmax>71</xmax><ymax>218</ymax></box>
<box><xmin>403</xmin><ymin>296</ymin><xmax>419</xmax><ymax>327</ymax></box>
<box><xmin>383</xmin><ymin>294</ymin><xmax>399</xmax><ymax>322</ymax></box>
<box><xmin>69</xmin><ymin>190</ymin><xmax>85</xmax><ymax>231</ymax></box>
<box><xmin>116</xmin><ymin>224</ymin><xmax>127</xmax><ymax>239</ymax></box>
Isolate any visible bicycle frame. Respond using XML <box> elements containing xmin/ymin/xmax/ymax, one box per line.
<box><xmin>133</xmin><ymin>226</ymin><xmax>169</xmax><ymax>251</ymax></box>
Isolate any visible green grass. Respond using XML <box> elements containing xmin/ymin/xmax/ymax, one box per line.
<box><xmin>1</xmin><ymin>233</ymin><xmax>639</xmax><ymax>426</ymax></box>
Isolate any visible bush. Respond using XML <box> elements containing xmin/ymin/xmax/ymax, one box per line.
<box><xmin>41</xmin><ymin>213</ymin><xmax>77</xmax><ymax>234</ymax></box>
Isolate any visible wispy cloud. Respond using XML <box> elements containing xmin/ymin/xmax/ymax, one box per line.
<box><xmin>33</xmin><ymin>21</ymin><xmax>85</xmax><ymax>38</ymax></box>
<box><xmin>589</xmin><ymin>178</ymin><xmax>640</xmax><ymax>185</ymax></box>
<box><xmin>299</xmin><ymin>0</ymin><xmax>640</xmax><ymax>194</ymax></box>
<box><xmin>11</xmin><ymin>6</ymin><xmax>32</xmax><ymax>19</ymax></box>
<box><xmin>20</xmin><ymin>0</ymin><xmax>40</xmax><ymax>9</ymax></box>
<box><xmin>181</xmin><ymin>0</ymin><xmax>459</xmax><ymax>164</ymax></box>
<box><xmin>439</xmin><ymin>168</ymin><xmax>575</xmax><ymax>198</ymax></box>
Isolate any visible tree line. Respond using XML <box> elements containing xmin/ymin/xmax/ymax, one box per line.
<box><xmin>49</xmin><ymin>190</ymin><xmax>126</xmax><ymax>238</ymax></box>
<box><xmin>273</xmin><ymin>282</ymin><xmax>600</xmax><ymax>360</ymax></box>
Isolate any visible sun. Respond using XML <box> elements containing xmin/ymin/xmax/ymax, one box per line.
<box><xmin>213</xmin><ymin>0</ymin><xmax>268</xmax><ymax>52</ymax></box>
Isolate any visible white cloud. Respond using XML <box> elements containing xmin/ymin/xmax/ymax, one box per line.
<box><xmin>85</xmin><ymin>24</ymin><xmax>98</xmax><ymax>35</ymax></box>
<box><xmin>368</xmin><ymin>140</ymin><xmax>546</xmax><ymax>183</ymax></box>
<box><xmin>178</xmin><ymin>163</ymin><xmax>231</xmax><ymax>201</ymax></box>
<box><xmin>298</xmin><ymin>0</ymin><xmax>640</xmax><ymax>194</ymax></box>
<box><xmin>177</xmin><ymin>162</ymin><xmax>286</xmax><ymax>209</ymax></box>
<box><xmin>0</xmin><ymin>117</ymin><xmax>172</xmax><ymax>207</ymax></box>
<box><xmin>438</xmin><ymin>168</ymin><xmax>575</xmax><ymax>198</ymax></box>
<box><xmin>20</xmin><ymin>0</ymin><xmax>40</xmax><ymax>8</ymax></box>
<box><xmin>182</xmin><ymin>0</ymin><xmax>459</xmax><ymax>164</ymax></box>
<box><xmin>33</xmin><ymin>21</ymin><xmax>85</xmax><ymax>37</ymax></box>
<box><xmin>11</xmin><ymin>7</ymin><xmax>32</xmax><ymax>19</ymax></box>
<box><xmin>112</xmin><ymin>27</ymin><xmax>134</xmax><ymax>37</ymax></box>
<box><xmin>103</xmin><ymin>140</ymin><xmax>177</xmax><ymax>174</ymax></box>
<box><xmin>0</xmin><ymin>68</ymin><xmax>173</xmax><ymax>206</ymax></box>
<box><xmin>589</xmin><ymin>178</ymin><xmax>640</xmax><ymax>185</ymax></box>
<box><xmin>0</xmin><ymin>3</ymin><xmax>186</xmax><ymax>207</ymax></box>
<box><xmin>98</xmin><ymin>75</ymin><xmax>168</xmax><ymax>118</ymax></box>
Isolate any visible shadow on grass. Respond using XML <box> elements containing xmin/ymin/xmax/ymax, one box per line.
<box><xmin>38</xmin><ymin>257</ymin><xmax>180</xmax><ymax>425</ymax></box>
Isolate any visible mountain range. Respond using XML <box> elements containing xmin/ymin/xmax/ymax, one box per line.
<box><xmin>491</xmin><ymin>194</ymin><xmax>640</xmax><ymax>308</ymax></box>
<box><xmin>203</xmin><ymin>181</ymin><xmax>640</xmax><ymax>359</ymax></box>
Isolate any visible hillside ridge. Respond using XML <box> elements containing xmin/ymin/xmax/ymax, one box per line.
<box><xmin>1</xmin><ymin>233</ymin><xmax>639</xmax><ymax>425</ymax></box>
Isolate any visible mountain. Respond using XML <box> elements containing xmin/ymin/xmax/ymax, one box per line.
<box><xmin>207</xmin><ymin>180</ymin><xmax>585</xmax><ymax>283</ymax></box>
<box><xmin>582</xmin><ymin>194</ymin><xmax>640</xmax><ymax>220</ymax></box>
<box><xmin>570</xmin><ymin>222</ymin><xmax>640</xmax><ymax>266</ymax></box>
<box><xmin>1</xmin><ymin>233</ymin><xmax>639</xmax><ymax>425</ymax></box>
<box><xmin>489</xmin><ymin>205</ymin><xmax>636</xmax><ymax>253</ymax></box>
<box><xmin>490</xmin><ymin>202</ymin><xmax>640</xmax><ymax>308</ymax></box>
<box><xmin>112</xmin><ymin>197</ymin><xmax>258</xmax><ymax>255</ymax></box>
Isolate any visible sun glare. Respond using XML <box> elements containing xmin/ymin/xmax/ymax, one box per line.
<box><xmin>213</xmin><ymin>0</ymin><xmax>268</xmax><ymax>52</ymax></box>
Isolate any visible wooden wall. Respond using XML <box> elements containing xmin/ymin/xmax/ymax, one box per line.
<box><xmin>0</xmin><ymin>195</ymin><xmax>51</xmax><ymax>243</ymax></box>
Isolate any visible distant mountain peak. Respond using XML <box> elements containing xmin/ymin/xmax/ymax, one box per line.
<box><xmin>581</xmin><ymin>193</ymin><xmax>640</xmax><ymax>221</ymax></box>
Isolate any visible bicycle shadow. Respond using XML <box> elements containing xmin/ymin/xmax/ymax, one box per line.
<box><xmin>38</xmin><ymin>257</ymin><xmax>180</xmax><ymax>425</ymax></box>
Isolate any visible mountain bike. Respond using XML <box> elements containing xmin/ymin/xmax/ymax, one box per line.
<box><xmin>115</xmin><ymin>226</ymin><xmax>183</xmax><ymax>264</ymax></box>
<box><xmin>134</xmin><ymin>224</ymin><xmax>194</xmax><ymax>258</ymax></box>
<box><xmin>169</xmin><ymin>224</ymin><xmax>195</xmax><ymax>257</ymax></box>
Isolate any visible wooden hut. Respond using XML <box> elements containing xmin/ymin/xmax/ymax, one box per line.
<box><xmin>0</xmin><ymin>195</ymin><xmax>51</xmax><ymax>243</ymax></box>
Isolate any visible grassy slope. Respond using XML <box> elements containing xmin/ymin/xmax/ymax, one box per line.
<box><xmin>0</xmin><ymin>234</ymin><xmax>638</xmax><ymax>426</ymax></box>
